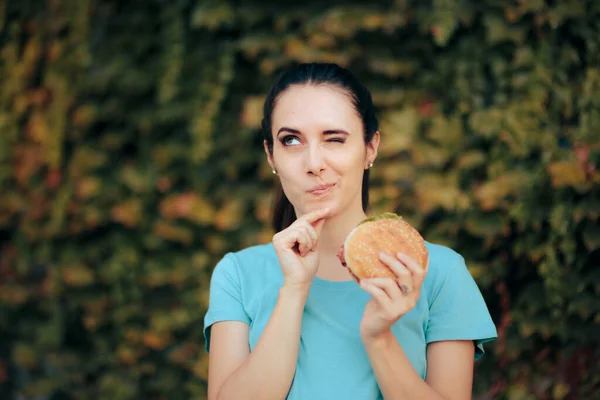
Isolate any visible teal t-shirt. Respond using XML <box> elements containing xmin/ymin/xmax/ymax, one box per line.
<box><xmin>203</xmin><ymin>241</ymin><xmax>497</xmax><ymax>399</ymax></box>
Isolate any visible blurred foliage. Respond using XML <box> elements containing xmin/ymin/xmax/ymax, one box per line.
<box><xmin>1</xmin><ymin>0</ymin><xmax>599</xmax><ymax>399</ymax></box>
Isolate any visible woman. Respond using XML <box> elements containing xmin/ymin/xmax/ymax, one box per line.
<box><xmin>204</xmin><ymin>63</ymin><xmax>497</xmax><ymax>400</ymax></box>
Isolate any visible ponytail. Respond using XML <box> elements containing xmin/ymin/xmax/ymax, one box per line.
<box><xmin>272</xmin><ymin>185</ymin><xmax>297</xmax><ymax>233</ymax></box>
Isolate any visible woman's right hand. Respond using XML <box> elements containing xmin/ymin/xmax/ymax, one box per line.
<box><xmin>272</xmin><ymin>208</ymin><xmax>330</xmax><ymax>290</ymax></box>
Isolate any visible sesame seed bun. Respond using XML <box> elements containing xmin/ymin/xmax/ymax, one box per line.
<box><xmin>338</xmin><ymin>213</ymin><xmax>429</xmax><ymax>283</ymax></box>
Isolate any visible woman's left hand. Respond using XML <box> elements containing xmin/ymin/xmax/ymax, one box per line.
<box><xmin>359</xmin><ymin>252</ymin><xmax>428</xmax><ymax>341</ymax></box>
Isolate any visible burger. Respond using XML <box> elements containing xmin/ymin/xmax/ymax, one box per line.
<box><xmin>336</xmin><ymin>212</ymin><xmax>429</xmax><ymax>283</ymax></box>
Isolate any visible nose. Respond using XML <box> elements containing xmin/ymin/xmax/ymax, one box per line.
<box><xmin>305</xmin><ymin>143</ymin><xmax>326</xmax><ymax>176</ymax></box>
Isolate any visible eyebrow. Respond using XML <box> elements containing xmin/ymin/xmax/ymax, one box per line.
<box><xmin>276</xmin><ymin>127</ymin><xmax>350</xmax><ymax>137</ymax></box>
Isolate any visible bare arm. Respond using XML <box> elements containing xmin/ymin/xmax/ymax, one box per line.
<box><xmin>425</xmin><ymin>341</ymin><xmax>475</xmax><ymax>399</ymax></box>
<box><xmin>207</xmin><ymin>208</ymin><xmax>330</xmax><ymax>400</ymax></box>
<box><xmin>208</xmin><ymin>286</ymin><xmax>309</xmax><ymax>400</ymax></box>
<box><xmin>363</xmin><ymin>333</ymin><xmax>475</xmax><ymax>400</ymax></box>
<box><xmin>360</xmin><ymin>253</ymin><xmax>476</xmax><ymax>399</ymax></box>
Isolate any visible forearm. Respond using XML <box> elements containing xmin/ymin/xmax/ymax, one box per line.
<box><xmin>216</xmin><ymin>285</ymin><xmax>308</xmax><ymax>400</ymax></box>
<box><xmin>363</xmin><ymin>331</ymin><xmax>446</xmax><ymax>400</ymax></box>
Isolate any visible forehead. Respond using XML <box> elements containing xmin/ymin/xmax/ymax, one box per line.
<box><xmin>272</xmin><ymin>84</ymin><xmax>362</xmax><ymax>132</ymax></box>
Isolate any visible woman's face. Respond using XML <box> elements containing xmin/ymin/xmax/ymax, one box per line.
<box><xmin>264</xmin><ymin>84</ymin><xmax>379</xmax><ymax>218</ymax></box>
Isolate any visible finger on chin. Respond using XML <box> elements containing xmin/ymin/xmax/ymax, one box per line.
<box><xmin>312</xmin><ymin>217</ymin><xmax>327</xmax><ymax>235</ymax></box>
<box><xmin>303</xmin><ymin>207</ymin><xmax>330</xmax><ymax>223</ymax></box>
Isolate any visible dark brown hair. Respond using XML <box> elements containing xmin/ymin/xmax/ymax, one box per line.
<box><xmin>261</xmin><ymin>63</ymin><xmax>379</xmax><ymax>232</ymax></box>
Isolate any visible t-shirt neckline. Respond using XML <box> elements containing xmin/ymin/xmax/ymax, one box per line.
<box><xmin>312</xmin><ymin>276</ymin><xmax>358</xmax><ymax>290</ymax></box>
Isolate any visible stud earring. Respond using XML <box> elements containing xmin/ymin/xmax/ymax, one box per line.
<box><xmin>368</xmin><ymin>162</ymin><xmax>374</xmax><ymax>168</ymax></box>
<box><xmin>272</xmin><ymin>169</ymin><xmax>277</xmax><ymax>175</ymax></box>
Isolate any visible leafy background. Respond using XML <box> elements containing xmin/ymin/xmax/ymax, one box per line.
<box><xmin>1</xmin><ymin>0</ymin><xmax>599</xmax><ymax>399</ymax></box>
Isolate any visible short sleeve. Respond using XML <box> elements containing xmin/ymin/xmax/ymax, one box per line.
<box><xmin>426</xmin><ymin>255</ymin><xmax>497</xmax><ymax>359</ymax></box>
<box><xmin>203</xmin><ymin>253</ymin><xmax>251</xmax><ymax>352</ymax></box>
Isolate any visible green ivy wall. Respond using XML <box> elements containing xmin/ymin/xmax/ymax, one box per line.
<box><xmin>1</xmin><ymin>0</ymin><xmax>599</xmax><ymax>399</ymax></box>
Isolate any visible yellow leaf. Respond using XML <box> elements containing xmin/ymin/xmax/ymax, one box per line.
<box><xmin>81</xmin><ymin>206</ymin><xmax>102</xmax><ymax>229</ymax></box>
<box><xmin>362</xmin><ymin>13</ymin><xmax>385</xmax><ymax>30</ymax></box>
<box><xmin>378</xmin><ymin>161</ymin><xmax>415</xmax><ymax>182</ymax></box>
<box><xmin>141</xmin><ymin>331</ymin><xmax>169</xmax><ymax>350</ymax></box>
<box><xmin>258</xmin><ymin>228</ymin><xmax>275</xmax><ymax>245</ymax></box>
<box><xmin>507</xmin><ymin>384</ymin><xmax>533</xmax><ymax>400</ymax></box>
<box><xmin>466</xmin><ymin>262</ymin><xmax>486</xmax><ymax>280</ymax></box>
<box><xmin>13</xmin><ymin>344</ymin><xmax>38</xmax><ymax>369</ymax></box>
<box><xmin>152</xmin><ymin>221</ymin><xmax>194</xmax><ymax>245</ymax></box>
<box><xmin>111</xmin><ymin>199</ymin><xmax>143</xmax><ymax>228</ymax></box>
<box><xmin>144</xmin><ymin>269</ymin><xmax>171</xmax><ymax>288</ymax></box>
<box><xmin>150</xmin><ymin>313</ymin><xmax>176</xmax><ymax>333</ymax></box>
<box><xmin>191</xmin><ymin>356</ymin><xmax>209</xmax><ymax>380</ymax></box>
<box><xmin>136</xmin><ymin>362</ymin><xmax>157</xmax><ymax>376</ymax></box>
<box><xmin>474</xmin><ymin>172</ymin><xmax>530</xmax><ymax>210</ymax></box>
<box><xmin>240</xmin><ymin>96</ymin><xmax>264</xmax><ymax>128</ymax></box>
<box><xmin>13</xmin><ymin>144</ymin><xmax>43</xmax><ymax>186</ymax></box>
<box><xmin>456</xmin><ymin>151</ymin><xmax>486</xmax><ymax>170</ymax></box>
<box><xmin>71</xmin><ymin>105</ymin><xmax>96</xmax><ymax>128</ymax></box>
<box><xmin>116</xmin><ymin>345</ymin><xmax>138</xmax><ymax>366</ymax></box>
<box><xmin>76</xmin><ymin>176</ymin><xmax>102</xmax><ymax>199</ymax></box>
<box><xmin>83</xmin><ymin>296</ymin><xmax>110</xmax><ymax>314</ymax></box>
<box><xmin>192</xmin><ymin>252</ymin><xmax>210</xmax><ymax>270</ymax></box>
<box><xmin>0</xmin><ymin>285</ymin><xmax>29</xmax><ymax>305</ymax></box>
<box><xmin>69</xmin><ymin>146</ymin><xmax>108</xmax><ymax>178</ymax></box>
<box><xmin>552</xmin><ymin>382</ymin><xmax>570</xmax><ymax>400</ymax></box>
<box><xmin>27</xmin><ymin>111</ymin><xmax>51</xmax><ymax>146</ymax></box>
<box><xmin>205</xmin><ymin>235</ymin><xmax>228</xmax><ymax>255</ymax></box>
<box><xmin>199</xmin><ymin>288</ymin><xmax>210</xmax><ymax>309</ymax></box>
<box><xmin>368</xmin><ymin>58</ymin><xmax>416</xmax><ymax>79</ymax></box>
<box><xmin>62</xmin><ymin>264</ymin><xmax>94</xmax><ymax>287</ymax></box>
<box><xmin>168</xmin><ymin>342</ymin><xmax>199</xmax><ymax>366</ymax></box>
<box><xmin>414</xmin><ymin>174</ymin><xmax>471</xmax><ymax>213</ymax></box>
<box><xmin>83</xmin><ymin>316</ymin><xmax>98</xmax><ymax>331</ymax></box>
<box><xmin>412</xmin><ymin>142</ymin><xmax>451</xmax><ymax>168</ymax></box>
<box><xmin>469</xmin><ymin>108</ymin><xmax>504</xmax><ymax>137</ymax></box>
<box><xmin>214</xmin><ymin>199</ymin><xmax>244</xmax><ymax>231</ymax></box>
<box><xmin>378</xmin><ymin>108</ymin><xmax>419</xmax><ymax>156</ymax></box>
<box><xmin>428</xmin><ymin>115</ymin><xmax>463</xmax><ymax>146</ymax></box>
<box><xmin>382</xmin><ymin>184</ymin><xmax>401</xmax><ymax>199</ymax></box>
<box><xmin>519</xmin><ymin>322</ymin><xmax>535</xmax><ymax>338</ymax></box>
<box><xmin>547</xmin><ymin>161</ymin><xmax>587</xmax><ymax>188</ymax></box>
<box><xmin>120</xmin><ymin>165</ymin><xmax>150</xmax><ymax>193</ymax></box>
<box><xmin>254</xmin><ymin>192</ymin><xmax>274</xmax><ymax>224</ymax></box>
<box><xmin>160</xmin><ymin>193</ymin><xmax>214</xmax><ymax>226</ymax></box>
<box><xmin>124</xmin><ymin>329</ymin><xmax>142</xmax><ymax>344</ymax></box>
<box><xmin>308</xmin><ymin>33</ymin><xmax>337</xmax><ymax>49</ymax></box>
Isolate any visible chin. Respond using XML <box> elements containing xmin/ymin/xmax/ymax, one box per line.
<box><xmin>300</xmin><ymin>200</ymin><xmax>337</xmax><ymax>216</ymax></box>
<box><xmin>314</xmin><ymin>201</ymin><xmax>341</xmax><ymax>216</ymax></box>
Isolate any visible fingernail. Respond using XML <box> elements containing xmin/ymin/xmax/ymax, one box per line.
<box><xmin>379</xmin><ymin>252</ymin><xmax>387</xmax><ymax>260</ymax></box>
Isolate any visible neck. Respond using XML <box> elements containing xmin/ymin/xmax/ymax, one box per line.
<box><xmin>317</xmin><ymin>206</ymin><xmax>368</xmax><ymax>257</ymax></box>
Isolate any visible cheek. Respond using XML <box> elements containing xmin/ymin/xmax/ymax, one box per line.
<box><xmin>328</xmin><ymin>150</ymin><xmax>366</xmax><ymax>175</ymax></box>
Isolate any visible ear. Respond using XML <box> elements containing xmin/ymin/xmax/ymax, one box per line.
<box><xmin>263</xmin><ymin>140</ymin><xmax>275</xmax><ymax>170</ymax></box>
<box><xmin>365</xmin><ymin>131</ymin><xmax>380</xmax><ymax>168</ymax></box>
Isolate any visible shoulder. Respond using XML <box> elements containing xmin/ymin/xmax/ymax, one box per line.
<box><xmin>211</xmin><ymin>243</ymin><xmax>282</xmax><ymax>286</ymax></box>
<box><xmin>424</xmin><ymin>241</ymin><xmax>465</xmax><ymax>276</ymax></box>
<box><xmin>420</xmin><ymin>242</ymin><xmax>497</xmax><ymax>356</ymax></box>
<box><xmin>422</xmin><ymin>241</ymin><xmax>473</xmax><ymax>301</ymax></box>
<box><xmin>222</xmin><ymin>243</ymin><xmax>278</xmax><ymax>271</ymax></box>
<box><xmin>232</xmin><ymin>242</ymin><xmax>278</xmax><ymax>262</ymax></box>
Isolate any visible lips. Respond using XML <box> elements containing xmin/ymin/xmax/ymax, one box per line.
<box><xmin>308</xmin><ymin>183</ymin><xmax>336</xmax><ymax>196</ymax></box>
